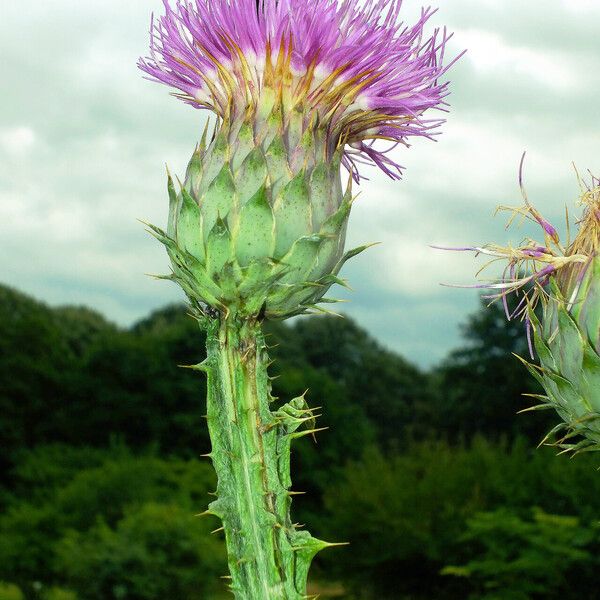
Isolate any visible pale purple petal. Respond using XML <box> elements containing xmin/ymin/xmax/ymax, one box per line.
<box><xmin>139</xmin><ymin>0</ymin><xmax>458</xmax><ymax>179</ymax></box>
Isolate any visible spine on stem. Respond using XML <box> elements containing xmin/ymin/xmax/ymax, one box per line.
<box><xmin>201</xmin><ymin>317</ymin><xmax>332</xmax><ymax>599</ymax></box>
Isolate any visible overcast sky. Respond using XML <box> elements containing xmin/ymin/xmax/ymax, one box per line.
<box><xmin>1</xmin><ymin>0</ymin><xmax>599</xmax><ymax>367</ymax></box>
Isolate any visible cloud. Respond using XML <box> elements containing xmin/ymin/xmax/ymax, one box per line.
<box><xmin>457</xmin><ymin>29</ymin><xmax>579</xmax><ymax>91</ymax></box>
<box><xmin>0</xmin><ymin>126</ymin><xmax>36</xmax><ymax>156</ymax></box>
<box><xmin>0</xmin><ymin>0</ymin><xmax>598</xmax><ymax>367</ymax></box>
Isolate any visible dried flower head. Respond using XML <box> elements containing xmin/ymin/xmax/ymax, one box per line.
<box><xmin>439</xmin><ymin>155</ymin><xmax>600</xmax><ymax>356</ymax></box>
<box><xmin>139</xmin><ymin>0</ymin><xmax>459</xmax><ymax>180</ymax></box>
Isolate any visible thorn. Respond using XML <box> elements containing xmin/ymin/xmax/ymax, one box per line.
<box><xmin>288</xmin><ymin>490</ymin><xmax>306</xmax><ymax>496</ymax></box>
<box><xmin>200</xmin><ymin>452</ymin><xmax>213</xmax><ymax>459</ymax></box>
<box><xmin>291</xmin><ymin>426</ymin><xmax>329</xmax><ymax>440</ymax></box>
<box><xmin>517</xmin><ymin>404</ymin><xmax>552</xmax><ymax>414</ymax></box>
<box><xmin>179</xmin><ymin>360</ymin><xmax>210</xmax><ymax>372</ymax></box>
<box><xmin>323</xmin><ymin>541</ymin><xmax>350</xmax><ymax>548</ymax></box>
<box><xmin>211</xmin><ymin>526</ymin><xmax>225</xmax><ymax>534</ymax></box>
<box><xmin>144</xmin><ymin>272</ymin><xmax>173</xmax><ymax>281</ymax></box>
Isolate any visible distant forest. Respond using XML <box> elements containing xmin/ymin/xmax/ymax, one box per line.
<box><xmin>2</xmin><ymin>283</ymin><xmax>600</xmax><ymax>600</ymax></box>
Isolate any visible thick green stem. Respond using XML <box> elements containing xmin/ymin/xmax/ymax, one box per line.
<box><xmin>203</xmin><ymin>317</ymin><xmax>328</xmax><ymax>599</ymax></box>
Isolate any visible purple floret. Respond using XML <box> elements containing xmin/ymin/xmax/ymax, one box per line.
<box><xmin>139</xmin><ymin>0</ymin><xmax>460</xmax><ymax>180</ymax></box>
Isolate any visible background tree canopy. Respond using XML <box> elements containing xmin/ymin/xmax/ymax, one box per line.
<box><xmin>1</xmin><ymin>283</ymin><xmax>598</xmax><ymax>600</ymax></box>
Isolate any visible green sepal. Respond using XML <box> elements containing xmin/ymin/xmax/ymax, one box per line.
<box><xmin>177</xmin><ymin>187</ymin><xmax>205</xmax><ymax>262</ymax></box>
<box><xmin>278</xmin><ymin>235</ymin><xmax>321</xmax><ymax>285</ymax></box>
<box><xmin>254</xmin><ymin>86</ymin><xmax>277</xmax><ymax>139</ymax></box>
<box><xmin>235</xmin><ymin>186</ymin><xmax>275</xmax><ymax>266</ymax></box>
<box><xmin>553</xmin><ymin>304</ymin><xmax>585</xmax><ymax>386</ymax></box>
<box><xmin>332</xmin><ymin>242</ymin><xmax>379</xmax><ymax>275</ymax></box>
<box><xmin>200</xmin><ymin>126</ymin><xmax>229</xmax><ymax>192</ymax></box>
<box><xmin>316</xmin><ymin>273</ymin><xmax>351</xmax><ymax>289</ymax></box>
<box><xmin>214</xmin><ymin>262</ymin><xmax>242</xmax><ymax>304</ymax></box>
<box><xmin>262</xmin><ymin>103</ymin><xmax>283</xmax><ymax>151</ymax></box>
<box><xmin>264</xmin><ymin>135</ymin><xmax>292</xmax><ymax>198</ymax></box>
<box><xmin>529</xmin><ymin>310</ymin><xmax>557</xmax><ymax>372</ymax></box>
<box><xmin>206</xmin><ymin>217</ymin><xmax>234</xmax><ymax>280</ymax></box>
<box><xmin>166</xmin><ymin>172</ymin><xmax>179</xmax><ymax>239</ymax></box>
<box><xmin>287</xmin><ymin>107</ymin><xmax>306</xmax><ymax>161</ymax></box>
<box><xmin>309</xmin><ymin>182</ymin><xmax>353</xmax><ymax>279</ymax></box>
<box><xmin>580</xmin><ymin>345</ymin><xmax>600</xmax><ymax>412</ymax></box>
<box><xmin>308</xmin><ymin>163</ymin><xmax>335</xmax><ymax>232</ymax></box>
<box><xmin>201</xmin><ymin>165</ymin><xmax>237</xmax><ymax>241</ymax></box>
<box><xmin>184</xmin><ymin>146</ymin><xmax>203</xmax><ymax>198</ymax></box>
<box><xmin>182</xmin><ymin>256</ymin><xmax>225</xmax><ymax>302</ymax></box>
<box><xmin>237</xmin><ymin>259</ymin><xmax>278</xmax><ymax>297</ymax></box>
<box><xmin>272</xmin><ymin>171</ymin><xmax>312</xmax><ymax>258</ymax></box>
<box><xmin>543</xmin><ymin>369</ymin><xmax>591</xmax><ymax>417</ymax></box>
<box><xmin>572</xmin><ymin>257</ymin><xmax>600</xmax><ymax>350</ymax></box>
<box><xmin>231</xmin><ymin>122</ymin><xmax>255</xmax><ymax>173</ymax></box>
<box><xmin>236</xmin><ymin>145</ymin><xmax>268</xmax><ymax>205</ymax></box>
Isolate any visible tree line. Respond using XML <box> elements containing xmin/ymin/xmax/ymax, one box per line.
<box><xmin>1</xmin><ymin>283</ymin><xmax>598</xmax><ymax>599</ymax></box>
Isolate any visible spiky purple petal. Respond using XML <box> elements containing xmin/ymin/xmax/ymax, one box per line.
<box><xmin>139</xmin><ymin>0</ymin><xmax>459</xmax><ymax>179</ymax></box>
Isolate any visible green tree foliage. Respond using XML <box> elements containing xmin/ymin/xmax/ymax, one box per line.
<box><xmin>320</xmin><ymin>439</ymin><xmax>600</xmax><ymax>599</ymax></box>
<box><xmin>442</xmin><ymin>509</ymin><xmax>600</xmax><ymax>600</ymax></box>
<box><xmin>270</xmin><ymin>316</ymin><xmax>432</xmax><ymax>446</ymax></box>
<box><xmin>0</xmin><ymin>447</ymin><xmax>225</xmax><ymax>599</ymax></box>
<box><xmin>56</xmin><ymin>503</ymin><xmax>224</xmax><ymax>600</ymax></box>
<box><xmin>2</xmin><ymin>282</ymin><xmax>599</xmax><ymax>599</ymax></box>
<box><xmin>432</xmin><ymin>299</ymin><xmax>551</xmax><ymax>442</ymax></box>
<box><xmin>0</xmin><ymin>286</ymin><xmax>113</xmax><ymax>474</ymax></box>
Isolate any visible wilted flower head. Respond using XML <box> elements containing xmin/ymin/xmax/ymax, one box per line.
<box><xmin>441</xmin><ymin>163</ymin><xmax>600</xmax><ymax>453</ymax></box>
<box><xmin>139</xmin><ymin>0</ymin><xmax>457</xmax><ymax>180</ymax></box>
<box><xmin>442</xmin><ymin>162</ymin><xmax>600</xmax><ymax>329</ymax></box>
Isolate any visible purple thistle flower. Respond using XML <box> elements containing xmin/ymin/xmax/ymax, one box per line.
<box><xmin>139</xmin><ymin>0</ymin><xmax>460</xmax><ymax>180</ymax></box>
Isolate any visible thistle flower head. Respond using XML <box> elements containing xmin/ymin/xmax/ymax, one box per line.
<box><xmin>441</xmin><ymin>165</ymin><xmax>600</xmax><ymax>454</ymax></box>
<box><xmin>139</xmin><ymin>0</ymin><xmax>456</xmax><ymax>180</ymax></box>
<box><xmin>440</xmin><ymin>160</ymin><xmax>600</xmax><ymax>328</ymax></box>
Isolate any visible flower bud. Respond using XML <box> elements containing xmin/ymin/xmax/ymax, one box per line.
<box><xmin>529</xmin><ymin>188</ymin><xmax>600</xmax><ymax>451</ymax></box>
<box><xmin>156</xmin><ymin>105</ymin><xmax>356</xmax><ymax>320</ymax></box>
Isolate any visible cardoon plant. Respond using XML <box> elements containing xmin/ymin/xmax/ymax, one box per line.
<box><xmin>139</xmin><ymin>1</ymin><xmax>456</xmax><ymax>596</ymax></box>
<box><xmin>444</xmin><ymin>162</ymin><xmax>600</xmax><ymax>454</ymax></box>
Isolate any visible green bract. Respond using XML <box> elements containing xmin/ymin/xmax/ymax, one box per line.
<box><xmin>527</xmin><ymin>257</ymin><xmax>600</xmax><ymax>452</ymax></box>
<box><xmin>148</xmin><ymin>97</ymin><xmax>367</xmax><ymax>321</ymax></box>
